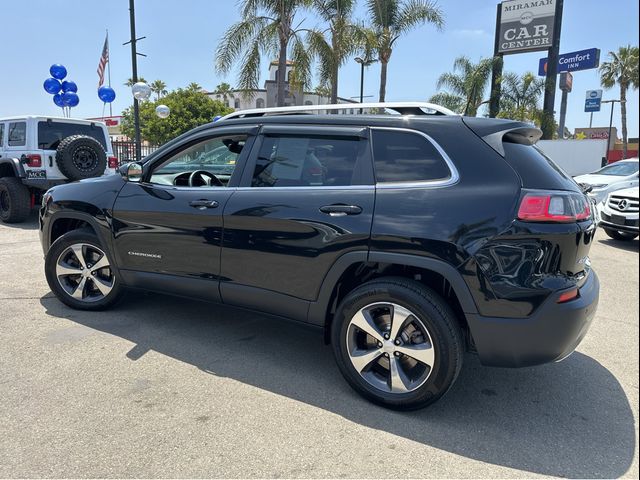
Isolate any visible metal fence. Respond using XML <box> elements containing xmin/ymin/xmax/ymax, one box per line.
<box><xmin>111</xmin><ymin>141</ymin><xmax>160</xmax><ymax>165</ymax></box>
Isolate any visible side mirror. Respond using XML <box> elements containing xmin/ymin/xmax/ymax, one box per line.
<box><xmin>120</xmin><ymin>162</ymin><xmax>143</xmax><ymax>182</ymax></box>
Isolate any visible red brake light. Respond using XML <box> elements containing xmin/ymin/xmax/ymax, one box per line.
<box><xmin>25</xmin><ymin>154</ymin><xmax>42</xmax><ymax>168</ymax></box>
<box><xmin>108</xmin><ymin>156</ymin><xmax>119</xmax><ymax>169</ymax></box>
<box><xmin>517</xmin><ymin>190</ymin><xmax>591</xmax><ymax>223</ymax></box>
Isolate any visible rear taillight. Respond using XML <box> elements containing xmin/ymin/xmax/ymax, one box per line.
<box><xmin>25</xmin><ymin>154</ymin><xmax>42</xmax><ymax>168</ymax></box>
<box><xmin>517</xmin><ymin>190</ymin><xmax>591</xmax><ymax>223</ymax></box>
<box><xmin>108</xmin><ymin>156</ymin><xmax>119</xmax><ymax>169</ymax></box>
<box><xmin>557</xmin><ymin>287</ymin><xmax>579</xmax><ymax>304</ymax></box>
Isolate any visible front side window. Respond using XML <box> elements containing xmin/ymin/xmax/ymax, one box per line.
<box><xmin>251</xmin><ymin>135</ymin><xmax>361</xmax><ymax>187</ymax></box>
<box><xmin>8</xmin><ymin>122</ymin><xmax>26</xmax><ymax>147</ymax></box>
<box><xmin>372</xmin><ymin>129</ymin><xmax>451</xmax><ymax>183</ymax></box>
<box><xmin>149</xmin><ymin>135</ymin><xmax>246</xmax><ymax>187</ymax></box>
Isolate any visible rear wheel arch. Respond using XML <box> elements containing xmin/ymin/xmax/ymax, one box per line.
<box><xmin>312</xmin><ymin>252</ymin><xmax>478</xmax><ymax>346</ymax></box>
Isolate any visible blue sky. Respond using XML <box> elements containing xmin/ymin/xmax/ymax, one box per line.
<box><xmin>1</xmin><ymin>0</ymin><xmax>638</xmax><ymax>137</ymax></box>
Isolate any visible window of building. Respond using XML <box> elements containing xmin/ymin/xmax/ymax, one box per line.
<box><xmin>371</xmin><ymin>130</ymin><xmax>452</xmax><ymax>183</ymax></box>
<box><xmin>234</xmin><ymin>98</ymin><xmax>240</xmax><ymax>109</ymax></box>
<box><xmin>256</xmin><ymin>98</ymin><xmax>265</xmax><ymax>108</ymax></box>
<box><xmin>251</xmin><ymin>135</ymin><xmax>362</xmax><ymax>187</ymax></box>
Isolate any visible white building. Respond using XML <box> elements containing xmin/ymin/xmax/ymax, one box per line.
<box><xmin>207</xmin><ymin>61</ymin><xmax>357</xmax><ymax>111</ymax></box>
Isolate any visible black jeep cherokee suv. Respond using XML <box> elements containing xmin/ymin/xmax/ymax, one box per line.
<box><xmin>39</xmin><ymin>107</ymin><xmax>599</xmax><ymax>410</ymax></box>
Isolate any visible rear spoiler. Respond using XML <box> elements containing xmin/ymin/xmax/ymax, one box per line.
<box><xmin>462</xmin><ymin>117</ymin><xmax>542</xmax><ymax>157</ymax></box>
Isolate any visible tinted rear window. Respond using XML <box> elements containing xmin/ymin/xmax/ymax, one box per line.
<box><xmin>503</xmin><ymin>143</ymin><xmax>580</xmax><ymax>191</ymax></box>
<box><xmin>371</xmin><ymin>130</ymin><xmax>451</xmax><ymax>183</ymax></box>
<box><xmin>38</xmin><ymin>121</ymin><xmax>107</xmax><ymax>150</ymax></box>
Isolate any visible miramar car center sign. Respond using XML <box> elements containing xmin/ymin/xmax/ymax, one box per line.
<box><xmin>498</xmin><ymin>0</ymin><xmax>555</xmax><ymax>54</ymax></box>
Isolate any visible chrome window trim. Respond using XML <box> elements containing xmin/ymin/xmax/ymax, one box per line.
<box><xmin>234</xmin><ymin>185</ymin><xmax>375</xmax><ymax>192</ymax></box>
<box><xmin>370</xmin><ymin>127</ymin><xmax>460</xmax><ymax>189</ymax></box>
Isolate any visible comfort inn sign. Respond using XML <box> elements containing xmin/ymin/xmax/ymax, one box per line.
<box><xmin>498</xmin><ymin>0</ymin><xmax>555</xmax><ymax>54</ymax></box>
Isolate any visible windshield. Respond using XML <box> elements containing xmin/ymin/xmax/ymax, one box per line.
<box><xmin>595</xmin><ymin>161</ymin><xmax>639</xmax><ymax>176</ymax></box>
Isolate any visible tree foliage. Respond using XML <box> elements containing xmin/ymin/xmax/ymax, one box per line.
<box><xmin>215</xmin><ymin>0</ymin><xmax>313</xmax><ymax>106</ymax></box>
<box><xmin>306</xmin><ymin>0</ymin><xmax>361</xmax><ymax>103</ymax></box>
<box><xmin>121</xmin><ymin>87</ymin><xmax>232</xmax><ymax>145</ymax></box>
<box><xmin>599</xmin><ymin>45</ymin><xmax>639</xmax><ymax>158</ymax></box>
<box><xmin>430</xmin><ymin>56</ymin><xmax>498</xmax><ymax>116</ymax></box>
<box><xmin>497</xmin><ymin>72</ymin><xmax>545</xmax><ymax>125</ymax></box>
<box><xmin>150</xmin><ymin>80</ymin><xmax>168</xmax><ymax>101</ymax></box>
<box><xmin>365</xmin><ymin>0</ymin><xmax>444</xmax><ymax>101</ymax></box>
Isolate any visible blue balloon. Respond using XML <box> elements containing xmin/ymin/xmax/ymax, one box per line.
<box><xmin>62</xmin><ymin>91</ymin><xmax>79</xmax><ymax>107</ymax></box>
<box><xmin>53</xmin><ymin>93</ymin><xmax>65</xmax><ymax>107</ymax></box>
<box><xmin>97</xmin><ymin>86</ymin><xmax>116</xmax><ymax>103</ymax></box>
<box><xmin>49</xmin><ymin>64</ymin><xmax>67</xmax><ymax>80</ymax></box>
<box><xmin>43</xmin><ymin>77</ymin><xmax>62</xmax><ymax>94</ymax></box>
<box><xmin>61</xmin><ymin>80</ymin><xmax>78</xmax><ymax>93</ymax></box>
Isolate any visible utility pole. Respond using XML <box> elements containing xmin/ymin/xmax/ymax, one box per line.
<box><xmin>124</xmin><ymin>0</ymin><xmax>146</xmax><ymax>163</ymax></box>
<box><xmin>541</xmin><ymin>0</ymin><xmax>564</xmax><ymax>139</ymax></box>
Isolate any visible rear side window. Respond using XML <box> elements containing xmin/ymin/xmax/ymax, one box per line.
<box><xmin>37</xmin><ymin>121</ymin><xmax>107</xmax><ymax>150</ymax></box>
<box><xmin>252</xmin><ymin>135</ymin><xmax>362</xmax><ymax>187</ymax></box>
<box><xmin>8</xmin><ymin>122</ymin><xmax>26</xmax><ymax>147</ymax></box>
<box><xmin>503</xmin><ymin>143</ymin><xmax>579</xmax><ymax>191</ymax></box>
<box><xmin>371</xmin><ymin>129</ymin><xmax>452</xmax><ymax>183</ymax></box>
<box><xmin>0</xmin><ymin>124</ymin><xmax>4</xmax><ymax>147</ymax></box>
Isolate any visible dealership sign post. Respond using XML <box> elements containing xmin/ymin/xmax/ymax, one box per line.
<box><xmin>489</xmin><ymin>0</ymin><xmax>564</xmax><ymax>140</ymax></box>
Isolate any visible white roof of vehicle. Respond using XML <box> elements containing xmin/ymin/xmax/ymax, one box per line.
<box><xmin>0</xmin><ymin>115</ymin><xmax>107</xmax><ymax>126</ymax></box>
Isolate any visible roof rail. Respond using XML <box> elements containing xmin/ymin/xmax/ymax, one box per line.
<box><xmin>218</xmin><ymin>101</ymin><xmax>457</xmax><ymax>121</ymax></box>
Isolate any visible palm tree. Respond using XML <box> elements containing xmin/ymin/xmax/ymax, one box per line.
<box><xmin>307</xmin><ymin>0</ymin><xmax>361</xmax><ymax>104</ymax></box>
<box><xmin>213</xmin><ymin>82</ymin><xmax>235</xmax><ymax>106</ymax></box>
<box><xmin>365</xmin><ymin>0</ymin><xmax>444</xmax><ymax>102</ymax></box>
<box><xmin>599</xmin><ymin>45</ymin><xmax>639</xmax><ymax>158</ymax></box>
<box><xmin>498</xmin><ymin>72</ymin><xmax>545</xmax><ymax>124</ymax></box>
<box><xmin>150</xmin><ymin>80</ymin><xmax>168</xmax><ymax>101</ymax></box>
<box><xmin>124</xmin><ymin>77</ymin><xmax>147</xmax><ymax>87</ymax></box>
<box><xmin>428</xmin><ymin>92</ymin><xmax>464</xmax><ymax>114</ymax></box>
<box><xmin>216</xmin><ymin>0</ymin><xmax>313</xmax><ymax>106</ymax></box>
<box><xmin>431</xmin><ymin>56</ymin><xmax>498</xmax><ymax>116</ymax></box>
<box><xmin>186</xmin><ymin>82</ymin><xmax>203</xmax><ymax>92</ymax></box>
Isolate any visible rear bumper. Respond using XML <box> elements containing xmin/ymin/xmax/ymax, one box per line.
<box><xmin>466</xmin><ymin>270</ymin><xmax>599</xmax><ymax>367</ymax></box>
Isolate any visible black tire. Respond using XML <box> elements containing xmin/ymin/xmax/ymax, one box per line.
<box><xmin>55</xmin><ymin>135</ymin><xmax>107</xmax><ymax>181</ymax></box>
<box><xmin>0</xmin><ymin>177</ymin><xmax>31</xmax><ymax>223</ymax></box>
<box><xmin>331</xmin><ymin>277</ymin><xmax>464</xmax><ymax>410</ymax></box>
<box><xmin>45</xmin><ymin>229</ymin><xmax>124</xmax><ymax>311</ymax></box>
<box><xmin>604</xmin><ymin>228</ymin><xmax>638</xmax><ymax>241</ymax></box>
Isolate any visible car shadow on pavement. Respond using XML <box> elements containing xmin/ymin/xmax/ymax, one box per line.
<box><xmin>40</xmin><ymin>292</ymin><xmax>635</xmax><ymax>479</ymax></box>
<box><xmin>597</xmin><ymin>236</ymin><xmax>639</xmax><ymax>253</ymax></box>
<box><xmin>1</xmin><ymin>212</ymin><xmax>39</xmax><ymax>231</ymax></box>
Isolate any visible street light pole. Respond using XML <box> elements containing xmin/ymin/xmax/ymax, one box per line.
<box><xmin>355</xmin><ymin>56</ymin><xmax>377</xmax><ymax>113</ymax></box>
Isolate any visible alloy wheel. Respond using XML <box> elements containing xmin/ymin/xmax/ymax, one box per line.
<box><xmin>56</xmin><ymin>243</ymin><xmax>114</xmax><ymax>302</ymax></box>
<box><xmin>346</xmin><ymin>302</ymin><xmax>436</xmax><ymax>394</ymax></box>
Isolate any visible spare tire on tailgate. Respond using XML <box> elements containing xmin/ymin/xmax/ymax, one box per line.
<box><xmin>55</xmin><ymin>135</ymin><xmax>107</xmax><ymax>181</ymax></box>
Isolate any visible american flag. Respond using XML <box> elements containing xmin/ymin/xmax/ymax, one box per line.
<box><xmin>97</xmin><ymin>33</ymin><xmax>109</xmax><ymax>87</ymax></box>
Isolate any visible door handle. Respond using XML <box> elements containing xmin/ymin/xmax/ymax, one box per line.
<box><xmin>319</xmin><ymin>204</ymin><xmax>362</xmax><ymax>216</ymax></box>
<box><xmin>189</xmin><ymin>199</ymin><xmax>219</xmax><ymax>209</ymax></box>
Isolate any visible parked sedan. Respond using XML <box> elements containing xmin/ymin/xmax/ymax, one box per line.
<box><xmin>574</xmin><ymin>159</ymin><xmax>639</xmax><ymax>204</ymax></box>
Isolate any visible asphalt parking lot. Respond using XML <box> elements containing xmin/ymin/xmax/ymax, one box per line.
<box><xmin>0</xmin><ymin>214</ymin><xmax>638</xmax><ymax>478</ymax></box>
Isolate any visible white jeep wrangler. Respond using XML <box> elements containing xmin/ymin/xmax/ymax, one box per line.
<box><xmin>0</xmin><ymin>116</ymin><xmax>117</xmax><ymax>223</ymax></box>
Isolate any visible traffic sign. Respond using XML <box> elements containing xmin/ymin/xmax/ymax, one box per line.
<box><xmin>538</xmin><ymin>48</ymin><xmax>600</xmax><ymax>76</ymax></box>
<box><xmin>585</xmin><ymin>89</ymin><xmax>602</xmax><ymax>112</ymax></box>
